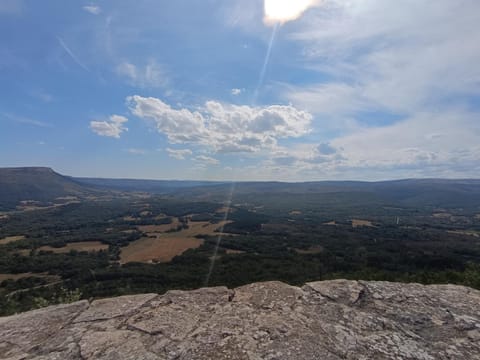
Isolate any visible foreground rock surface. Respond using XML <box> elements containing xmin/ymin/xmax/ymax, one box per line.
<box><xmin>1</xmin><ymin>280</ymin><xmax>480</xmax><ymax>359</ymax></box>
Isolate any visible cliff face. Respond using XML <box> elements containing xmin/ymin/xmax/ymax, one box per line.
<box><xmin>1</xmin><ymin>280</ymin><xmax>479</xmax><ymax>360</ymax></box>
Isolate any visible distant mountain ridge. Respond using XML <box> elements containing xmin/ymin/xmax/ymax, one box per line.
<box><xmin>0</xmin><ymin>167</ymin><xmax>96</xmax><ymax>210</ymax></box>
<box><xmin>73</xmin><ymin>177</ymin><xmax>227</xmax><ymax>193</ymax></box>
<box><xmin>1</xmin><ymin>167</ymin><xmax>480</xmax><ymax>211</ymax></box>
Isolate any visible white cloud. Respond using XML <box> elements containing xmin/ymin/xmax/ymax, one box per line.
<box><xmin>260</xmin><ymin>109</ymin><xmax>480</xmax><ymax>180</ymax></box>
<box><xmin>264</xmin><ymin>0</ymin><xmax>321</xmax><ymax>25</ymax></box>
<box><xmin>4</xmin><ymin>113</ymin><xmax>52</xmax><ymax>128</ymax></box>
<box><xmin>330</xmin><ymin>110</ymin><xmax>480</xmax><ymax>171</ymax></box>
<box><xmin>260</xmin><ymin>0</ymin><xmax>480</xmax><ymax>179</ymax></box>
<box><xmin>116</xmin><ymin>60</ymin><xmax>167</xmax><ymax>88</ymax></box>
<box><xmin>83</xmin><ymin>5</ymin><xmax>101</xmax><ymax>15</ymax></box>
<box><xmin>127</xmin><ymin>95</ymin><xmax>312</xmax><ymax>153</ymax></box>
<box><xmin>127</xmin><ymin>148</ymin><xmax>147</xmax><ymax>155</ymax></box>
<box><xmin>195</xmin><ymin>155</ymin><xmax>220</xmax><ymax>165</ymax></box>
<box><xmin>231</xmin><ymin>88</ymin><xmax>243</xmax><ymax>95</ymax></box>
<box><xmin>166</xmin><ymin>148</ymin><xmax>192</xmax><ymax>160</ymax></box>
<box><xmin>286</xmin><ymin>0</ymin><xmax>480</xmax><ymax>115</ymax></box>
<box><xmin>90</xmin><ymin>115</ymin><xmax>128</xmax><ymax>138</ymax></box>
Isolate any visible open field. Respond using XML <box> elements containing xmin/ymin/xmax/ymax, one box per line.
<box><xmin>216</xmin><ymin>207</ymin><xmax>235</xmax><ymax>214</ymax></box>
<box><xmin>120</xmin><ymin>236</ymin><xmax>204</xmax><ymax>264</ymax></box>
<box><xmin>38</xmin><ymin>241</ymin><xmax>109</xmax><ymax>253</ymax></box>
<box><xmin>0</xmin><ymin>235</ymin><xmax>25</xmax><ymax>245</ymax></box>
<box><xmin>352</xmin><ymin>219</ymin><xmax>375</xmax><ymax>228</ymax></box>
<box><xmin>448</xmin><ymin>230</ymin><xmax>480</xmax><ymax>238</ymax></box>
<box><xmin>225</xmin><ymin>249</ymin><xmax>246</xmax><ymax>255</ymax></box>
<box><xmin>138</xmin><ymin>217</ymin><xmax>180</xmax><ymax>233</ymax></box>
<box><xmin>120</xmin><ymin>220</ymin><xmax>231</xmax><ymax>264</ymax></box>
<box><xmin>433</xmin><ymin>212</ymin><xmax>452</xmax><ymax>218</ymax></box>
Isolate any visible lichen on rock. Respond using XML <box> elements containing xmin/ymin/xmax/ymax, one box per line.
<box><xmin>0</xmin><ymin>280</ymin><xmax>479</xmax><ymax>359</ymax></box>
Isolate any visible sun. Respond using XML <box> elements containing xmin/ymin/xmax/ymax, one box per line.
<box><xmin>264</xmin><ymin>0</ymin><xmax>319</xmax><ymax>25</ymax></box>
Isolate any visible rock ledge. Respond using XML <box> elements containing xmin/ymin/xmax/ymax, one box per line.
<box><xmin>1</xmin><ymin>280</ymin><xmax>479</xmax><ymax>359</ymax></box>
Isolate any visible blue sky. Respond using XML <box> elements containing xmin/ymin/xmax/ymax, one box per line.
<box><xmin>1</xmin><ymin>0</ymin><xmax>479</xmax><ymax>181</ymax></box>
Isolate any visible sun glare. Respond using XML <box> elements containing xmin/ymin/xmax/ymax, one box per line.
<box><xmin>264</xmin><ymin>0</ymin><xmax>319</xmax><ymax>25</ymax></box>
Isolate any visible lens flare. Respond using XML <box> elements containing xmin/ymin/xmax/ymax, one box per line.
<box><xmin>264</xmin><ymin>0</ymin><xmax>320</xmax><ymax>25</ymax></box>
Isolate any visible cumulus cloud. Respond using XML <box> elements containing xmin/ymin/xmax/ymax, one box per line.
<box><xmin>195</xmin><ymin>155</ymin><xmax>220</xmax><ymax>165</ymax></box>
<box><xmin>90</xmin><ymin>115</ymin><xmax>128</xmax><ymax>138</ymax></box>
<box><xmin>166</xmin><ymin>148</ymin><xmax>192</xmax><ymax>160</ymax></box>
<box><xmin>83</xmin><ymin>5</ymin><xmax>101</xmax><ymax>15</ymax></box>
<box><xmin>116</xmin><ymin>60</ymin><xmax>167</xmax><ymax>88</ymax></box>
<box><xmin>261</xmin><ymin>109</ymin><xmax>480</xmax><ymax>180</ymax></box>
<box><xmin>330</xmin><ymin>110</ymin><xmax>480</xmax><ymax>171</ymax></box>
<box><xmin>231</xmin><ymin>88</ymin><xmax>243</xmax><ymax>95</ymax></box>
<box><xmin>127</xmin><ymin>95</ymin><xmax>312</xmax><ymax>153</ymax></box>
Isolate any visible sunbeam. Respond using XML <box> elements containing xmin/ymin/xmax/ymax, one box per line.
<box><xmin>252</xmin><ymin>23</ymin><xmax>278</xmax><ymax>104</ymax></box>
<box><xmin>204</xmin><ymin>182</ymin><xmax>236</xmax><ymax>287</ymax></box>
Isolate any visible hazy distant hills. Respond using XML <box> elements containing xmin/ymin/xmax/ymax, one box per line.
<box><xmin>74</xmin><ymin>177</ymin><xmax>226</xmax><ymax>193</ymax></box>
<box><xmin>172</xmin><ymin>179</ymin><xmax>480</xmax><ymax>209</ymax></box>
<box><xmin>1</xmin><ymin>167</ymin><xmax>480</xmax><ymax>211</ymax></box>
<box><xmin>0</xmin><ymin>167</ymin><xmax>97</xmax><ymax>210</ymax></box>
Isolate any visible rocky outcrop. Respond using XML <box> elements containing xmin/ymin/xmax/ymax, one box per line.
<box><xmin>1</xmin><ymin>280</ymin><xmax>479</xmax><ymax>359</ymax></box>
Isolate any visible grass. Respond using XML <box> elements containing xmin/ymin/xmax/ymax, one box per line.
<box><xmin>351</xmin><ymin>219</ymin><xmax>375</xmax><ymax>228</ymax></box>
<box><xmin>138</xmin><ymin>217</ymin><xmax>181</xmax><ymax>233</ymax></box>
<box><xmin>0</xmin><ymin>235</ymin><xmax>25</xmax><ymax>245</ymax></box>
<box><xmin>38</xmin><ymin>241</ymin><xmax>109</xmax><ymax>253</ymax></box>
<box><xmin>120</xmin><ymin>220</ymin><xmax>231</xmax><ymax>264</ymax></box>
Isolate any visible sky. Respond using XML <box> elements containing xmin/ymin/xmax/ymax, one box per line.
<box><xmin>0</xmin><ymin>0</ymin><xmax>479</xmax><ymax>181</ymax></box>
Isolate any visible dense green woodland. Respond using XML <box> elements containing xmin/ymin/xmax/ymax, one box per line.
<box><xmin>1</xmin><ymin>193</ymin><xmax>480</xmax><ymax>316</ymax></box>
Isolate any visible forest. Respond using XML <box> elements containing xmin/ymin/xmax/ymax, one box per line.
<box><xmin>1</xmin><ymin>190</ymin><xmax>480</xmax><ymax>316</ymax></box>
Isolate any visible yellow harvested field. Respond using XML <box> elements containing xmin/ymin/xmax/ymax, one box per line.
<box><xmin>295</xmin><ymin>245</ymin><xmax>323</xmax><ymax>255</ymax></box>
<box><xmin>138</xmin><ymin>217</ymin><xmax>181</xmax><ymax>233</ymax></box>
<box><xmin>123</xmin><ymin>216</ymin><xmax>141</xmax><ymax>221</ymax></box>
<box><xmin>432</xmin><ymin>212</ymin><xmax>451</xmax><ymax>218</ymax></box>
<box><xmin>120</xmin><ymin>237</ymin><xmax>204</xmax><ymax>264</ymax></box>
<box><xmin>225</xmin><ymin>249</ymin><xmax>245</xmax><ymax>255</ymax></box>
<box><xmin>0</xmin><ymin>235</ymin><xmax>25</xmax><ymax>245</ymax></box>
<box><xmin>447</xmin><ymin>230</ymin><xmax>479</xmax><ymax>238</ymax></box>
<box><xmin>323</xmin><ymin>221</ymin><xmax>337</xmax><ymax>226</ymax></box>
<box><xmin>121</xmin><ymin>229</ymin><xmax>137</xmax><ymax>234</ymax></box>
<box><xmin>38</xmin><ymin>241</ymin><xmax>108</xmax><ymax>253</ymax></box>
<box><xmin>216</xmin><ymin>207</ymin><xmax>236</xmax><ymax>214</ymax></box>
<box><xmin>352</xmin><ymin>219</ymin><xmax>375</xmax><ymax>228</ymax></box>
<box><xmin>121</xmin><ymin>220</ymin><xmax>231</xmax><ymax>264</ymax></box>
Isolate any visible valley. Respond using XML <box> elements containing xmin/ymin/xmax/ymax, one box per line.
<box><xmin>1</xmin><ymin>167</ymin><xmax>480</xmax><ymax>316</ymax></box>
